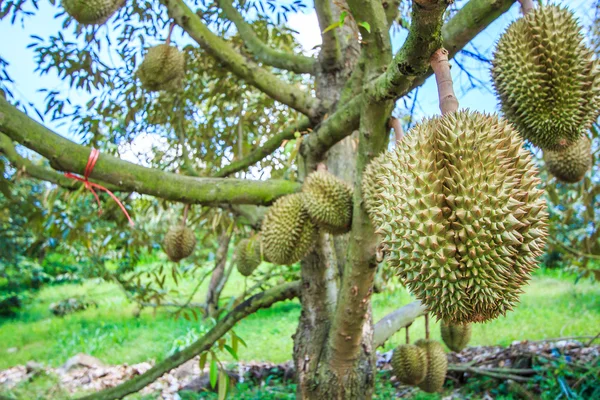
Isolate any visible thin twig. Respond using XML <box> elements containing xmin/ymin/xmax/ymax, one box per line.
<box><xmin>425</xmin><ymin>313</ymin><xmax>430</xmax><ymax>340</ymax></box>
<box><xmin>448</xmin><ymin>365</ymin><xmax>532</xmax><ymax>383</ymax></box>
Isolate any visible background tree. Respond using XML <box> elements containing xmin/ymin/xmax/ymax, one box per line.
<box><xmin>0</xmin><ymin>0</ymin><xmax>597</xmax><ymax>399</ymax></box>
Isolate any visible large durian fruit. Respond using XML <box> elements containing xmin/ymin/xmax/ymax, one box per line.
<box><xmin>363</xmin><ymin>110</ymin><xmax>548</xmax><ymax>324</ymax></box>
<box><xmin>261</xmin><ymin>194</ymin><xmax>317</xmax><ymax>265</ymax></box>
<box><xmin>544</xmin><ymin>135</ymin><xmax>592</xmax><ymax>183</ymax></box>
<box><xmin>137</xmin><ymin>44</ymin><xmax>185</xmax><ymax>92</ymax></box>
<box><xmin>62</xmin><ymin>0</ymin><xmax>125</xmax><ymax>25</ymax></box>
<box><xmin>391</xmin><ymin>344</ymin><xmax>428</xmax><ymax>385</ymax></box>
<box><xmin>163</xmin><ymin>226</ymin><xmax>197</xmax><ymax>262</ymax></box>
<box><xmin>302</xmin><ymin>171</ymin><xmax>353</xmax><ymax>234</ymax></box>
<box><xmin>491</xmin><ymin>5</ymin><xmax>600</xmax><ymax>151</ymax></box>
<box><xmin>415</xmin><ymin>339</ymin><xmax>447</xmax><ymax>393</ymax></box>
<box><xmin>440</xmin><ymin>323</ymin><xmax>472</xmax><ymax>352</ymax></box>
<box><xmin>235</xmin><ymin>235</ymin><xmax>262</xmax><ymax>277</ymax></box>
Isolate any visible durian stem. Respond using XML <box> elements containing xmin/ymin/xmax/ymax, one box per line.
<box><xmin>430</xmin><ymin>48</ymin><xmax>459</xmax><ymax>115</ymax></box>
<box><xmin>425</xmin><ymin>313</ymin><xmax>430</xmax><ymax>340</ymax></box>
<box><xmin>389</xmin><ymin>117</ymin><xmax>404</xmax><ymax>143</ymax></box>
<box><xmin>182</xmin><ymin>204</ymin><xmax>190</xmax><ymax>226</ymax></box>
<box><xmin>517</xmin><ymin>0</ymin><xmax>535</xmax><ymax>14</ymax></box>
<box><xmin>405</xmin><ymin>324</ymin><xmax>411</xmax><ymax>344</ymax></box>
<box><xmin>166</xmin><ymin>21</ymin><xmax>176</xmax><ymax>46</ymax></box>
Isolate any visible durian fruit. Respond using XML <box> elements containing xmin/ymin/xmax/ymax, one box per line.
<box><xmin>491</xmin><ymin>5</ymin><xmax>600</xmax><ymax>151</ymax></box>
<box><xmin>137</xmin><ymin>44</ymin><xmax>185</xmax><ymax>92</ymax></box>
<box><xmin>163</xmin><ymin>226</ymin><xmax>196</xmax><ymax>262</ymax></box>
<box><xmin>364</xmin><ymin>110</ymin><xmax>548</xmax><ymax>324</ymax></box>
<box><xmin>415</xmin><ymin>339</ymin><xmax>447</xmax><ymax>393</ymax></box>
<box><xmin>235</xmin><ymin>235</ymin><xmax>262</xmax><ymax>277</ymax></box>
<box><xmin>544</xmin><ymin>135</ymin><xmax>592</xmax><ymax>183</ymax></box>
<box><xmin>362</xmin><ymin>150</ymin><xmax>394</xmax><ymax>230</ymax></box>
<box><xmin>391</xmin><ymin>344</ymin><xmax>428</xmax><ymax>385</ymax></box>
<box><xmin>261</xmin><ymin>193</ymin><xmax>317</xmax><ymax>265</ymax></box>
<box><xmin>302</xmin><ymin>171</ymin><xmax>353</xmax><ymax>234</ymax></box>
<box><xmin>62</xmin><ymin>0</ymin><xmax>125</xmax><ymax>25</ymax></box>
<box><xmin>440</xmin><ymin>323</ymin><xmax>472</xmax><ymax>352</ymax></box>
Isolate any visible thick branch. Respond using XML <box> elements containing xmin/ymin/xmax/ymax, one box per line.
<box><xmin>0</xmin><ymin>132</ymin><xmax>120</xmax><ymax>192</ymax></box>
<box><xmin>161</xmin><ymin>0</ymin><xmax>319</xmax><ymax>118</ymax></box>
<box><xmin>214</xmin><ymin>117</ymin><xmax>311</xmax><ymax>177</ymax></box>
<box><xmin>0</xmin><ymin>98</ymin><xmax>301</xmax><ymax>206</ymax></box>
<box><xmin>373</xmin><ymin>301</ymin><xmax>427</xmax><ymax>348</ymax></box>
<box><xmin>302</xmin><ymin>0</ymin><xmax>516</xmax><ymax>162</ymax></box>
<box><xmin>217</xmin><ymin>0</ymin><xmax>315</xmax><ymax>74</ymax></box>
<box><xmin>314</xmin><ymin>0</ymin><xmax>343</xmax><ymax>69</ymax></box>
<box><xmin>78</xmin><ymin>281</ymin><xmax>300</xmax><ymax>400</ymax></box>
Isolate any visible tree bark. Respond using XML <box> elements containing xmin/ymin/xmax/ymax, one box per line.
<box><xmin>205</xmin><ymin>228</ymin><xmax>234</xmax><ymax>318</ymax></box>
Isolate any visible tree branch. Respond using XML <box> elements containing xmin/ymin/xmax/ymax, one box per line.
<box><xmin>77</xmin><ymin>281</ymin><xmax>300</xmax><ymax>400</ymax></box>
<box><xmin>373</xmin><ymin>301</ymin><xmax>427</xmax><ymax>348</ymax></box>
<box><xmin>0</xmin><ymin>132</ymin><xmax>120</xmax><ymax>192</ymax></box>
<box><xmin>0</xmin><ymin>98</ymin><xmax>301</xmax><ymax>206</ymax></box>
<box><xmin>214</xmin><ymin>117</ymin><xmax>311</xmax><ymax>177</ymax></box>
<box><xmin>160</xmin><ymin>0</ymin><xmax>319</xmax><ymax>118</ymax></box>
<box><xmin>430</xmin><ymin>48</ymin><xmax>459</xmax><ymax>115</ymax></box>
<box><xmin>314</xmin><ymin>0</ymin><xmax>343</xmax><ymax>69</ymax></box>
<box><xmin>217</xmin><ymin>0</ymin><xmax>315</xmax><ymax>74</ymax></box>
<box><xmin>302</xmin><ymin>0</ymin><xmax>516</xmax><ymax>162</ymax></box>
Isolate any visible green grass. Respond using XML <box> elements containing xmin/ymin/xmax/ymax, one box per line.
<box><xmin>0</xmin><ymin>267</ymin><xmax>598</xmax><ymax>371</ymax></box>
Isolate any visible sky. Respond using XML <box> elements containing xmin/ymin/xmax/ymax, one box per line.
<box><xmin>0</xmin><ymin>0</ymin><xmax>596</xmax><ymax>154</ymax></box>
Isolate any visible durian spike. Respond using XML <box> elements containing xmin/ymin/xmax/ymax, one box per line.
<box><xmin>517</xmin><ymin>0</ymin><xmax>534</xmax><ymax>14</ymax></box>
<box><xmin>430</xmin><ymin>49</ymin><xmax>459</xmax><ymax>115</ymax></box>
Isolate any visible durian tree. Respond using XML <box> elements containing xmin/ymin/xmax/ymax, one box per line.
<box><xmin>0</xmin><ymin>0</ymin><xmax>597</xmax><ymax>399</ymax></box>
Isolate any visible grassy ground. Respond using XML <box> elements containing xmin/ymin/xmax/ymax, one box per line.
<box><xmin>0</xmin><ymin>267</ymin><xmax>598</xmax><ymax>371</ymax></box>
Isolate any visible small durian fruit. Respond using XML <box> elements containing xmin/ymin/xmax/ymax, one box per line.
<box><xmin>235</xmin><ymin>235</ymin><xmax>262</xmax><ymax>277</ymax></box>
<box><xmin>544</xmin><ymin>135</ymin><xmax>592</xmax><ymax>183</ymax></box>
<box><xmin>302</xmin><ymin>171</ymin><xmax>353</xmax><ymax>234</ymax></box>
<box><xmin>440</xmin><ymin>323</ymin><xmax>472</xmax><ymax>353</ymax></box>
<box><xmin>137</xmin><ymin>44</ymin><xmax>185</xmax><ymax>92</ymax></box>
<box><xmin>62</xmin><ymin>0</ymin><xmax>125</xmax><ymax>25</ymax></box>
<box><xmin>492</xmin><ymin>5</ymin><xmax>600</xmax><ymax>151</ymax></box>
<box><xmin>363</xmin><ymin>110</ymin><xmax>548</xmax><ymax>324</ymax></box>
<box><xmin>415</xmin><ymin>339</ymin><xmax>447</xmax><ymax>393</ymax></box>
<box><xmin>163</xmin><ymin>226</ymin><xmax>196</xmax><ymax>262</ymax></box>
<box><xmin>261</xmin><ymin>193</ymin><xmax>317</xmax><ymax>265</ymax></box>
<box><xmin>391</xmin><ymin>344</ymin><xmax>428</xmax><ymax>385</ymax></box>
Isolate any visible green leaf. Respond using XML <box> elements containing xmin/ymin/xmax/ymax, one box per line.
<box><xmin>223</xmin><ymin>344</ymin><xmax>238</xmax><ymax>360</ymax></box>
<box><xmin>322</xmin><ymin>21</ymin><xmax>342</xmax><ymax>34</ymax></box>
<box><xmin>231</xmin><ymin>334</ymin><xmax>239</xmax><ymax>356</ymax></box>
<box><xmin>339</xmin><ymin>11</ymin><xmax>348</xmax><ymax>24</ymax></box>
<box><xmin>209</xmin><ymin>359</ymin><xmax>218</xmax><ymax>388</ymax></box>
<box><xmin>199</xmin><ymin>352</ymin><xmax>207</xmax><ymax>373</ymax></box>
<box><xmin>236</xmin><ymin>334</ymin><xmax>247</xmax><ymax>348</ymax></box>
<box><xmin>218</xmin><ymin>370</ymin><xmax>228</xmax><ymax>400</ymax></box>
<box><xmin>358</xmin><ymin>21</ymin><xmax>371</xmax><ymax>33</ymax></box>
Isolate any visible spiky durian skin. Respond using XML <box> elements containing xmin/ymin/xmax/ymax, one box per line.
<box><xmin>137</xmin><ymin>44</ymin><xmax>185</xmax><ymax>92</ymax></box>
<box><xmin>391</xmin><ymin>344</ymin><xmax>428</xmax><ymax>385</ymax></box>
<box><xmin>415</xmin><ymin>339</ymin><xmax>447</xmax><ymax>393</ymax></box>
<box><xmin>163</xmin><ymin>226</ymin><xmax>196</xmax><ymax>262</ymax></box>
<box><xmin>261</xmin><ymin>194</ymin><xmax>317</xmax><ymax>265</ymax></box>
<box><xmin>235</xmin><ymin>235</ymin><xmax>262</xmax><ymax>277</ymax></box>
<box><xmin>491</xmin><ymin>5</ymin><xmax>600</xmax><ymax>151</ymax></box>
<box><xmin>362</xmin><ymin>151</ymin><xmax>394</xmax><ymax>230</ymax></box>
<box><xmin>440</xmin><ymin>323</ymin><xmax>472</xmax><ymax>352</ymax></box>
<box><xmin>62</xmin><ymin>0</ymin><xmax>125</xmax><ymax>25</ymax></box>
<box><xmin>544</xmin><ymin>135</ymin><xmax>592</xmax><ymax>183</ymax></box>
<box><xmin>302</xmin><ymin>171</ymin><xmax>353</xmax><ymax>234</ymax></box>
<box><xmin>364</xmin><ymin>111</ymin><xmax>548</xmax><ymax>324</ymax></box>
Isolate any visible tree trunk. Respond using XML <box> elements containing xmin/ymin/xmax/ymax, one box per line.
<box><xmin>205</xmin><ymin>228</ymin><xmax>233</xmax><ymax>318</ymax></box>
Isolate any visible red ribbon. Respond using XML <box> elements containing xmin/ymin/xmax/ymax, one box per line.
<box><xmin>64</xmin><ymin>148</ymin><xmax>134</xmax><ymax>227</ymax></box>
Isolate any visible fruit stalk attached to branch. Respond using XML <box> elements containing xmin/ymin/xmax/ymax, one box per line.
<box><xmin>517</xmin><ymin>0</ymin><xmax>535</xmax><ymax>14</ymax></box>
<box><xmin>430</xmin><ymin>48</ymin><xmax>459</xmax><ymax>115</ymax></box>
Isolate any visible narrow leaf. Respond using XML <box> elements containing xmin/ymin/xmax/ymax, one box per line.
<box><xmin>223</xmin><ymin>344</ymin><xmax>238</xmax><ymax>360</ymax></box>
<box><xmin>209</xmin><ymin>359</ymin><xmax>218</xmax><ymax>388</ymax></box>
